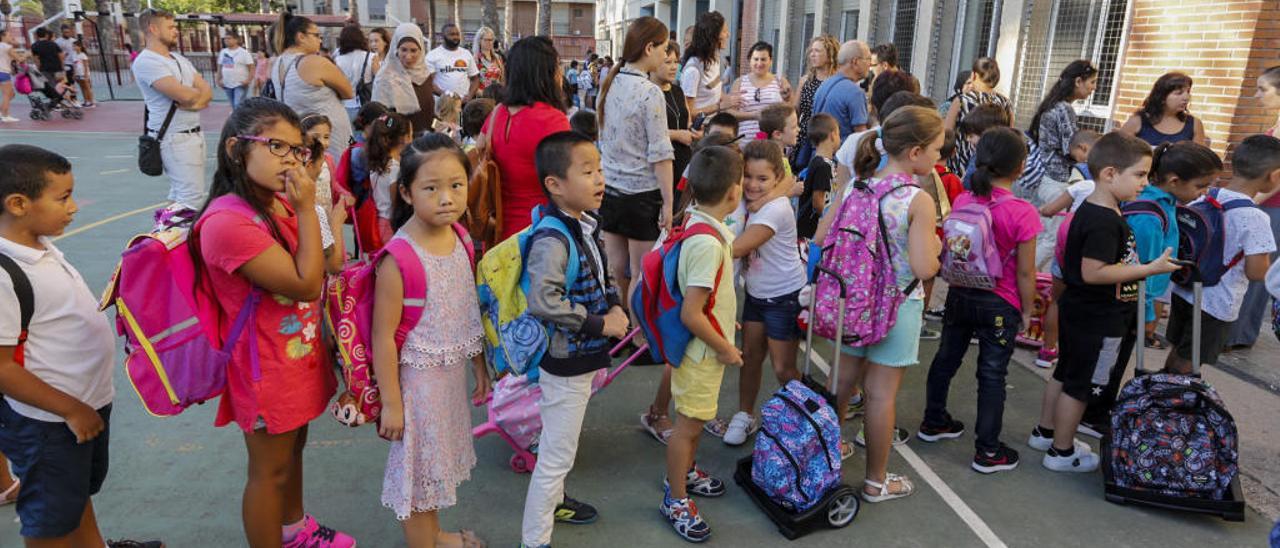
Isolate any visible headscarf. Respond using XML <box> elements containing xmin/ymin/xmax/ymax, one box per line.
<box><xmin>372</xmin><ymin>23</ymin><xmax>432</xmax><ymax>115</ymax></box>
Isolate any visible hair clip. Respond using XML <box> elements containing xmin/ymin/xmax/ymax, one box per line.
<box><xmin>755</xmin><ymin>131</ymin><xmax>769</xmax><ymax>141</ymax></box>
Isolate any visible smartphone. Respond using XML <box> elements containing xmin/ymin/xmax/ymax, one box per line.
<box><xmin>692</xmin><ymin>113</ymin><xmax>707</xmax><ymax>131</ymax></box>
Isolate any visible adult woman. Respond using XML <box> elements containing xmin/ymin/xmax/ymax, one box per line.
<box><xmin>726</xmin><ymin>42</ymin><xmax>792</xmax><ymax>141</ymax></box>
<box><xmin>482</xmin><ymin>35</ymin><xmax>570</xmax><ymax>240</ymax></box>
<box><xmin>472</xmin><ymin>26</ymin><xmax>504</xmax><ymax>92</ymax></box>
<box><xmin>1028</xmin><ymin>59</ymin><xmax>1098</xmax><ymax>270</ymax></box>
<box><xmin>792</xmin><ymin>34</ymin><xmax>839</xmax><ymax>166</ymax></box>
<box><xmin>680</xmin><ymin>11</ymin><xmax>728</xmax><ymax>121</ymax></box>
<box><xmin>944</xmin><ymin>57</ymin><xmax>1012</xmax><ymax>174</ymax></box>
<box><xmin>1227</xmin><ymin>65</ymin><xmax>1280</xmax><ymax>349</ymax></box>
<box><xmin>1119</xmin><ymin>72</ymin><xmax>1207</xmax><ymax>147</ymax></box>
<box><xmin>272</xmin><ymin>13</ymin><xmax>355</xmax><ymax>158</ymax></box>
<box><xmin>597</xmin><ymin>17</ymin><xmax>674</xmax><ymax>314</ymax></box>
<box><xmin>372</xmin><ymin>23</ymin><xmax>436</xmax><ymax>136</ymax></box>
<box><xmin>333</xmin><ymin>23</ymin><xmax>377</xmax><ymax>120</ymax></box>
<box><xmin>652</xmin><ymin>41</ymin><xmax>698</xmax><ymax>192</ymax></box>
<box><xmin>369</xmin><ymin>27</ymin><xmax>391</xmax><ymax>68</ymax></box>
<box><xmin>0</xmin><ymin>29</ymin><xmax>22</xmax><ymax>123</ymax></box>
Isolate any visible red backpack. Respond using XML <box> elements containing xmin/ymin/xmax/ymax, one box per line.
<box><xmin>335</xmin><ymin>143</ymin><xmax>384</xmax><ymax>253</ymax></box>
<box><xmin>631</xmin><ymin>220</ymin><xmax>727</xmax><ymax>366</ymax></box>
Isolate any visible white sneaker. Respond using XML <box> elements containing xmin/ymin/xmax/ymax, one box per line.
<box><xmin>1042</xmin><ymin>448</ymin><xmax>1100</xmax><ymax>473</ymax></box>
<box><xmin>722</xmin><ymin>411</ymin><xmax>756</xmax><ymax>446</ymax></box>
<box><xmin>0</xmin><ymin>116</ymin><xmax>17</xmax><ymax>123</ymax></box>
<box><xmin>1027</xmin><ymin>429</ymin><xmax>1092</xmax><ymax>454</ymax></box>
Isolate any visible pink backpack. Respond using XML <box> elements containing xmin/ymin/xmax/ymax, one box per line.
<box><xmin>940</xmin><ymin>193</ymin><xmax>1014</xmax><ymax>290</ymax></box>
<box><xmin>812</xmin><ymin>175</ymin><xmax>919</xmax><ymax>347</ymax></box>
<box><xmin>101</xmin><ymin>196</ymin><xmax>265</xmax><ymax>417</ymax></box>
<box><xmin>327</xmin><ymin>224</ymin><xmax>474</xmax><ymax>427</ymax></box>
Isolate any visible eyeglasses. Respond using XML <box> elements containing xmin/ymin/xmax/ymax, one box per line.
<box><xmin>238</xmin><ymin>135</ymin><xmax>312</xmax><ymax>162</ymax></box>
<box><xmin>306</xmin><ymin>31</ymin><xmax>322</xmax><ymax>39</ymax></box>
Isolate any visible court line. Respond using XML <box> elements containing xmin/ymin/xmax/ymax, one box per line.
<box><xmin>99</xmin><ymin>168</ymin><xmax>130</xmax><ymax>175</ymax></box>
<box><xmin>54</xmin><ymin>202</ymin><xmax>166</xmax><ymax>241</ymax></box>
<box><xmin>0</xmin><ymin>130</ymin><xmax>137</xmax><ymax>137</ymax></box>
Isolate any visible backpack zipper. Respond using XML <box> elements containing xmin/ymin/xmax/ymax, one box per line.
<box><xmin>777</xmin><ymin>392</ymin><xmax>835</xmax><ymax>472</ymax></box>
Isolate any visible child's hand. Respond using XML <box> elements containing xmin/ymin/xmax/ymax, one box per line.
<box><xmin>788</xmin><ymin>176</ymin><xmax>804</xmax><ymax>198</ymax></box>
<box><xmin>329</xmin><ymin>194</ymin><xmax>352</xmax><ymax>227</ymax></box>
<box><xmin>718</xmin><ymin>345</ymin><xmax>744</xmax><ymax>367</ymax></box>
<box><xmin>602</xmin><ymin>307</ymin><xmax>629</xmax><ymax>338</ymax></box>
<box><xmin>378</xmin><ymin>406</ymin><xmax>405</xmax><ymax>441</ymax></box>
<box><xmin>1146</xmin><ymin>247</ymin><xmax>1182</xmax><ymax>275</ymax></box>
<box><xmin>284</xmin><ymin>167</ymin><xmax>317</xmax><ymax>211</ymax></box>
<box><xmin>64</xmin><ymin>402</ymin><xmax>104</xmax><ymax>444</ymax></box>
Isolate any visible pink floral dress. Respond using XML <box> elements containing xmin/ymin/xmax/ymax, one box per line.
<box><xmin>381</xmin><ymin>232</ymin><xmax>483</xmax><ymax>520</ymax></box>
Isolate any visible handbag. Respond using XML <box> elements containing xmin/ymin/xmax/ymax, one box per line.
<box><xmin>138</xmin><ymin>102</ymin><xmax>179</xmax><ymax>177</ymax></box>
<box><xmin>464</xmin><ymin>106</ymin><xmax>505</xmax><ymax>251</ymax></box>
<box><xmin>355</xmin><ymin>52</ymin><xmax>373</xmax><ymax>105</ymax></box>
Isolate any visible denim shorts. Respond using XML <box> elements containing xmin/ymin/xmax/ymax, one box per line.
<box><xmin>841</xmin><ymin>298</ymin><xmax>924</xmax><ymax>367</ymax></box>
<box><xmin>0</xmin><ymin>399</ymin><xmax>111</xmax><ymax>538</ymax></box>
<box><xmin>0</xmin><ymin>72</ymin><xmax>11</xmax><ymax>84</ymax></box>
<box><xmin>742</xmin><ymin>289</ymin><xmax>802</xmax><ymax>341</ymax></box>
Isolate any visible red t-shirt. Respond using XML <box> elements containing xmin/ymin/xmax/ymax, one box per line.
<box><xmin>198</xmin><ymin>195</ymin><xmax>335</xmax><ymax>434</ymax></box>
<box><xmin>482</xmin><ymin>102</ymin><xmax>571</xmax><ymax>240</ymax></box>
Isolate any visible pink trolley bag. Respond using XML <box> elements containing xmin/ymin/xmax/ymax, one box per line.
<box><xmin>472</xmin><ymin>328</ymin><xmax>647</xmax><ymax>473</ymax></box>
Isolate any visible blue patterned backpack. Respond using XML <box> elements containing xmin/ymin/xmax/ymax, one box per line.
<box><xmin>751</xmin><ymin>380</ymin><xmax>843</xmax><ymax>512</ymax></box>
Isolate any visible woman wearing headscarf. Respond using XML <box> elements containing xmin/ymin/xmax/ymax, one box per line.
<box><xmin>373</xmin><ymin>23</ymin><xmax>436</xmax><ymax>135</ymax></box>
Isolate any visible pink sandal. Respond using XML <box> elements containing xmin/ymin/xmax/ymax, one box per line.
<box><xmin>0</xmin><ymin>480</ymin><xmax>19</xmax><ymax>506</ymax></box>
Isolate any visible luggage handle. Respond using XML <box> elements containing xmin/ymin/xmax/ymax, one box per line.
<box><xmin>801</xmin><ymin>266</ymin><xmax>847</xmax><ymax>388</ymax></box>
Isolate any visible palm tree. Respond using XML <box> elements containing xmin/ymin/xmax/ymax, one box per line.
<box><xmin>501</xmin><ymin>0</ymin><xmax>511</xmax><ymax>43</ymax></box>
<box><xmin>535</xmin><ymin>0</ymin><xmax>550</xmax><ymax>36</ymax></box>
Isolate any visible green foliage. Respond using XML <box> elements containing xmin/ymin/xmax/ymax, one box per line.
<box><xmin>149</xmin><ymin>0</ymin><xmax>263</xmax><ymax>15</ymax></box>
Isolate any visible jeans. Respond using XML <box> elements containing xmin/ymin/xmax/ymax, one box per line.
<box><xmin>924</xmin><ymin>289</ymin><xmax>1022</xmax><ymax>453</ymax></box>
<box><xmin>1226</xmin><ymin>205</ymin><xmax>1280</xmax><ymax>347</ymax></box>
<box><xmin>223</xmin><ymin>85</ymin><xmax>247</xmax><ymax>109</ymax></box>
<box><xmin>521</xmin><ymin>367</ymin><xmax>595</xmax><ymax>546</ymax></box>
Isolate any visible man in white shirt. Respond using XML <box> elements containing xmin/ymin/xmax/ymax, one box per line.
<box><xmin>131</xmin><ymin>8</ymin><xmax>213</xmax><ymax>215</ymax></box>
<box><xmin>427</xmin><ymin>23</ymin><xmax>479</xmax><ymax>101</ymax></box>
<box><xmin>214</xmin><ymin>34</ymin><xmax>254</xmax><ymax>109</ymax></box>
<box><xmin>56</xmin><ymin>25</ymin><xmax>77</xmax><ymax>74</ymax></box>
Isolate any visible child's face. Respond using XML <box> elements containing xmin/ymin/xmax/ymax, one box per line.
<box><xmin>400</xmin><ymin>152</ymin><xmax>468</xmax><ymax>227</ymax></box>
<box><xmin>966</xmin><ymin>134</ymin><xmax>981</xmax><ymax>147</ymax></box>
<box><xmin>708</xmin><ymin>124</ymin><xmax>736</xmax><ymax>139</ymax></box>
<box><xmin>306</xmin><ymin>124</ymin><xmax>331</xmax><ymax>156</ymax></box>
<box><xmin>903</xmin><ymin>132</ymin><xmax>945</xmax><ymax>176</ymax></box>
<box><xmin>776</xmin><ymin>113</ymin><xmax>800</xmax><ymax>147</ymax></box>
<box><xmin>548</xmin><ymin>143</ymin><xmax>605</xmax><ymax>213</ymax></box>
<box><xmin>235</xmin><ymin>120</ymin><xmax>307</xmax><ymax>194</ymax></box>
<box><xmin>743</xmin><ymin>159</ymin><xmax>782</xmax><ymax>202</ymax></box>
<box><xmin>1070</xmin><ymin>142</ymin><xmax>1092</xmax><ymax>163</ymax></box>
<box><xmin>1167</xmin><ymin>174</ymin><xmax>1216</xmax><ymax>204</ymax></box>
<box><xmin>6</xmin><ymin>170</ymin><xmax>78</xmax><ymax>237</ymax></box>
<box><xmin>1104</xmin><ymin>158</ymin><xmax>1152</xmax><ymax>201</ymax></box>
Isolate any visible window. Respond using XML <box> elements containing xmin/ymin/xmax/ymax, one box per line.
<box><xmin>789</xmin><ymin>13</ymin><xmax>815</xmax><ymax>84</ymax></box>
<box><xmin>696</xmin><ymin>0</ymin><xmax>710</xmax><ymax>15</ymax></box>
<box><xmin>574</xmin><ymin>8</ymin><xmax>583</xmax><ymax>17</ymax></box>
<box><xmin>890</xmin><ymin>0</ymin><xmax>918</xmax><ymax>72</ymax></box>
<box><xmin>841</xmin><ymin>9</ymin><xmax>860</xmax><ymax>41</ymax></box>
<box><xmin>947</xmin><ymin>0</ymin><xmax>1001</xmax><ymax>99</ymax></box>
<box><xmin>641</xmin><ymin>4</ymin><xmax>654</xmax><ymax>17</ymax></box>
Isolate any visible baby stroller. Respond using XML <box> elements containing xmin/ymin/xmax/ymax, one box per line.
<box><xmin>20</xmin><ymin>65</ymin><xmax>83</xmax><ymax>121</ymax></box>
<box><xmin>472</xmin><ymin>328</ymin><xmax>648</xmax><ymax>473</ymax></box>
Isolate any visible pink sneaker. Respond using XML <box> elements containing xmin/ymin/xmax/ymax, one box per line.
<box><xmin>1035</xmin><ymin>347</ymin><xmax>1058</xmax><ymax>369</ymax></box>
<box><xmin>283</xmin><ymin>515</ymin><xmax>356</xmax><ymax>548</ymax></box>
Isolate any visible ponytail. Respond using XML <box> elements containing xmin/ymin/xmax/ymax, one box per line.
<box><xmin>853</xmin><ymin>106</ymin><xmax>943</xmax><ymax>180</ymax></box>
<box><xmin>271</xmin><ymin>11</ymin><xmax>313</xmax><ymax>54</ymax></box>
<box><xmin>597</xmin><ymin>16</ymin><xmax>668</xmax><ymax>128</ymax></box>
<box><xmin>1150</xmin><ymin>141</ymin><xmax>1222</xmax><ymax>186</ymax></box>
<box><xmin>969</xmin><ymin>127</ymin><xmax>1026</xmax><ymax>197</ymax></box>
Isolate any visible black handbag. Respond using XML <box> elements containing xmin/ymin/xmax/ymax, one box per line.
<box><xmin>260</xmin><ymin>79</ymin><xmax>276</xmax><ymax>99</ymax></box>
<box><xmin>138</xmin><ymin>101</ymin><xmax>178</xmax><ymax>177</ymax></box>
<box><xmin>355</xmin><ymin>52</ymin><xmax>373</xmax><ymax>105</ymax></box>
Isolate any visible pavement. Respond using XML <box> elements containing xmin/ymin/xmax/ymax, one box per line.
<box><xmin>0</xmin><ymin>100</ymin><xmax>1278</xmax><ymax>547</ymax></box>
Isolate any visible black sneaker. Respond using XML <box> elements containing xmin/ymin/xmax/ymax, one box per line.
<box><xmin>1076</xmin><ymin>420</ymin><xmax>1107</xmax><ymax>440</ymax></box>
<box><xmin>107</xmin><ymin>541</ymin><xmax>164</xmax><ymax>548</ymax></box>
<box><xmin>917</xmin><ymin>415</ymin><xmax>965</xmax><ymax>442</ymax></box>
<box><xmin>924</xmin><ymin>306</ymin><xmax>946</xmax><ymax>322</ymax></box>
<box><xmin>972</xmin><ymin>443</ymin><xmax>1020</xmax><ymax>474</ymax></box>
<box><xmin>555</xmin><ymin>494</ymin><xmax>599</xmax><ymax>524</ymax></box>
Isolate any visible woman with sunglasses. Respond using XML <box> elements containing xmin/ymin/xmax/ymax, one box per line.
<box><xmin>724</xmin><ymin>41</ymin><xmax>792</xmax><ymax>143</ymax></box>
<box><xmin>271</xmin><ymin>12</ymin><xmax>354</xmax><ymax>158</ymax></box>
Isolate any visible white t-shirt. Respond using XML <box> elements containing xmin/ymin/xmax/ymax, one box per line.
<box><xmin>334</xmin><ymin>50</ymin><xmax>374</xmax><ymax>108</ymax></box>
<box><xmin>743</xmin><ymin>197</ymin><xmax>807</xmax><ymax>298</ymax></box>
<box><xmin>372</xmin><ymin>158</ymin><xmax>400</xmax><ymax>220</ymax></box>
<box><xmin>680</xmin><ymin>56</ymin><xmax>722</xmax><ymax>113</ymax></box>
<box><xmin>72</xmin><ymin>52</ymin><xmax>88</xmax><ymax>78</ymax></box>
<box><xmin>1265</xmin><ymin>257</ymin><xmax>1280</xmax><ymax>301</ymax></box>
<box><xmin>426</xmin><ymin>46</ymin><xmax>478</xmax><ymax>98</ymax></box>
<box><xmin>217</xmin><ymin>46</ymin><xmax>254</xmax><ymax>88</ymax></box>
<box><xmin>56</xmin><ymin>36</ymin><xmax>76</xmax><ymax>66</ymax></box>
<box><xmin>1065</xmin><ymin>179</ymin><xmax>1094</xmax><ymax>213</ymax></box>
<box><xmin>1171</xmin><ymin>188</ymin><xmax>1277</xmax><ymax>321</ymax></box>
<box><xmin>834</xmin><ymin>129</ymin><xmax>875</xmax><ymax>174</ymax></box>
<box><xmin>0</xmin><ymin>237</ymin><xmax>116</xmax><ymax>421</ymax></box>
<box><xmin>132</xmin><ymin>49</ymin><xmax>202</xmax><ymax>133</ymax></box>
<box><xmin>0</xmin><ymin>43</ymin><xmax>13</xmax><ymax>74</ymax></box>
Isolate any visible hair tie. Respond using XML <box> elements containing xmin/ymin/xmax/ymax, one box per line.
<box><xmin>755</xmin><ymin>131</ymin><xmax>769</xmax><ymax>141</ymax></box>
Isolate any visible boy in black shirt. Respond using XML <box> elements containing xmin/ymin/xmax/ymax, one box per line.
<box><xmin>798</xmin><ymin>113</ymin><xmax>839</xmax><ymax>240</ymax></box>
<box><xmin>1028</xmin><ymin>132</ymin><xmax>1180</xmax><ymax>473</ymax></box>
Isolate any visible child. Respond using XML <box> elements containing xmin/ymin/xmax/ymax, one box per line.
<box><xmin>520</xmin><ymin>131</ymin><xmax>629</xmax><ymax>548</ymax></box>
<box><xmin>569</xmin><ymin>109</ymin><xmax>599</xmax><ymax>142</ymax></box>
<box><xmin>1164</xmin><ymin>135</ymin><xmax>1280</xmax><ymax>375</ymax></box>
<box><xmin>301</xmin><ymin>114</ymin><xmax>352</xmax><ymax>274</ymax></box>
<box><xmin>1075</xmin><ymin>141</ymin><xmax>1221</xmax><ymax>435</ymax></box>
<box><xmin>352</xmin><ymin>101</ymin><xmax>390</xmax><ymax>145</ymax></box>
<box><xmin>460</xmin><ymin>98</ymin><xmax>495</xmax><ymax>150</ymax></box>
<box><xmin>704</xmin><ymin>140</ymin><xmax>805</xmax><ymax>447</ymax></box>
<box><xmin>1029</xmin><ymin>131</ymin><xmax>1180</xmax><ymax>473</ymax></box>
<box><xmin>71</xmin><ymin>40</ymin><xmax>94</xmax><ymax>107</ymax></box>
<box><xmin>797</xmin><ymin>113</ymin><xmax>839</xmax><ymax>240</ymax></box>
<box><xmin>956</xmin><ymin>103</ymin><xmax>1012</xmax><ymax>186</ymax></box>
<box><xmin>918</xmin><ymin>127</ymin><xmax>1041</xmax><ymax>474</ymax></box>
<box><xmin>922</xmin><ymin>128</ymin><xmax>965</xmax><ymax>322</ymax></box>
<box><xmin>367</xmin><ymin>112</ymin><xmax>413</xmax><ymax>244</ymax></box>
<box><xmin>703</xmin><ymin>111</ymin><xmax>739</xmax><ymax>139</ymax></box>
<box><xmin>758</xmin><ymin>103</ymin><xmax>799</xmax><ymax>150</ymax></box>
<box><xmin>188</xmin><ymin>98</ymin><xmax>353</xmax><ymax>545</ymax></box>
<box><xmin>374</xmin><ymin>133</ymin><xmax>491</xmax><ymax>548</ymax></box>
<box><xmin>814</xmin><ymin>105</ymin><xmax>943</xmax><ymax>498</ymax></box>
<box><xmin>660</xmin><ymin>145</ymin><xmax>745</xmax><ymax>542</ymax></box>
<box><xmin>432</xmin><ymin>93</ymin><xmax>462</xmax><ymax>142</ymax></box>
<box><xmin>1069</xmin><ymin>129</ymin><xmax>1100</xmax><ymax>180</ymax></box>
<box><xmin>0</xmin><ymin>145</ymin><xmax>161</xmax><ymax>547</ymax></box>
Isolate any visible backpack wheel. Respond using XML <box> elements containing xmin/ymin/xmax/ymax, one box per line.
<box><xmin>826</xmin><ymin>491</ymin><xmax>859</xmax><ymax>528</ymax></box>
<box><xmin>510</xmin><ymin>453</ymin><xmax>535</xmax><ymax>473</ymax></box>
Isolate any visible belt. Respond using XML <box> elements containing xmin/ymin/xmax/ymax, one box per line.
<box><xmin>176</xmin><ymin>126</ymin><xmax>202</xmax><ymax>134</ymax></box>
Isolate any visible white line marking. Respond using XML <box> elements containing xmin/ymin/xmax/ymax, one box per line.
<box><xmin>54</xmin><ymin>202</ymin><xmax>166</xmax><ymax>241</ymax></box>
<box><xmin>896</xmin><ymin>444</ymin><xmax>1008</xmax><ymax>548</ymax></box>
<box><xmin>99</xmin><ymin>168</ymin><xmax>130</xmax><ymax>175</ymax></box>
<box><xmin>0</xmin><ymin>130</ymin><xmax>137</xmax><ymax>136</ymax></box>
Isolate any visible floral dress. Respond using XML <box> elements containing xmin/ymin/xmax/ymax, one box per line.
<box><xmin>476</xmin><ymin>53</ymin><xmax>503</xmax><ymax>91</ymax></box>
<box><xmin>381</xmin><ymin>232</ymin><xmax>483</xmax><ymax>520</ymax></box>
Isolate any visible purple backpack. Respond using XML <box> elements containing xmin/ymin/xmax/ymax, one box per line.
<box><xmin>751</xmin><ymin>379</ymin><xmax>843</xmax><ymax>512</ymax></box>
<box><xmin>940</xmin><ymin>193</ymin><xmax>1014</xmax><ymax>290</ymax></box>
<box><xmin>812</xmin><ymin>175</ymin><xmax>918</xmax><ymax>346</ymax></box>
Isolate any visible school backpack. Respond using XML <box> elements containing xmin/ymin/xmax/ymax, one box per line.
<box><xmin>476</xmin><ymin>206</ymin><xmax>580</xmax><ymax>382</ymax></box>
<box><xmin>0</xmin><ymin>255</ymin><xmax>32</xmax><ymax>366</ymax></box>
<box><xmin>751</xmin><ymin>379</ymin><xmax>843</xmax><ymax>512</ymax></box>
<box><xmin>335</xmin><ymin>144</ymin><xmax>383</xmax><ymax>253</ymax></box>
<box><xmin>812</xmin><ymin>175</ymin><xmax>919</xmax><ymax>346</ymax></box>
<box><xmin>631</xmin><ymin>219</ymin><xmax>726</xmax><ymax>366</ymax></box>
<box><xmin>1121</xmin><ymin>199</ymin><xmax>1169</xmax><ymax>232</ymax></box>
<box><xmin>326</xmin><ymin>224</ymin><xmax>476</xmax><ymax>427</ymax></box>
<box><xmin>940</xmin><ymin>193</ymin><xmax>1014</xmax><ymax>290</ymax></box>
<box><xmin>99</xmin><ymin>196</ymin><xmax>265</xmax><ymax>417</ymax></box>
<box><xmin>1109</xmin><ymin>372</ymin><xmax>1239</xmax><ymax>500</ymax></box>
<box><xmin>1173</xmin><ymin>188</ymin><xmax>1257</xmax><ymax>286</ymax></box>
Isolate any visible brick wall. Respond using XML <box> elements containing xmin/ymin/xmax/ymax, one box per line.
<box><xmin>738</xmin><ymin>0</ymin><xmax>760</xmax><ymax>78</ymax></box>
<box><xmin>1112</xmin><ymin>0</ymin><xmax>1280</xmax><ymax>170</ymax></box>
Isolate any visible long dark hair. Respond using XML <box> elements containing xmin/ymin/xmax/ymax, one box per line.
<box><xmin>969</xmin><ymin>127</ymin><xmax>1027</xmax><ymax>197</ymax></box>
<box><xmin>337</xmin><ymin>23</ymin><xmax>368</xmax><ymax>55</ymax></box>
<box><xmin>682</xmin><ymin>11</ymin><xmax>724</xmax><ymax>65</ymax></box>
<box><xmin>1140</xmin><ymin>72</ymin><xmax>1194</xmax><ymax>124</ymax></box>
<box><xmin>189</xmin><ymin>97</ymin><xmax>301</xmax><ymax>289</ymax></box>
<box><xmin>598</xmin><ymin>17</ymin><xmax>668</xmax><ymax>127</ymax></box>
<box><xmin>271</xmin><ymin>11</ymin><xmax>313</xmax><ymax>54</ymax></box>
<box><xmin>1150</xmin><ymin>141</ymin><xmax>1221</xmax><ymax>186</ymax></box>
<box><xmin>503</xmin><ymin>36</ymin><xmax>565</xmax><ymax>110</ymax></box>
<box><xmin>1028</xmin><ymin>60</ymin><xmax>1097</xmax><ymax>143</ymax></box>
<box><xmin>391</xmin><ymin>133</ymin><xmax>473</xmax><ymax>230</ymax></box>
<box><xmin>365</xmin><ymin>113</ymin><xmax>412</xmax><ymax>174</ymax></box>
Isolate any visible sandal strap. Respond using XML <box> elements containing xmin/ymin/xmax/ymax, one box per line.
<box><xmin>0</xmin><ymin>480</ymin><xmax>18</xmax><ymax>499</ymax></box>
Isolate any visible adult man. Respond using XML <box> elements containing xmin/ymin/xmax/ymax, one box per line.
<box><xmin>214</xmin><ymin>34</ymin><xmax>254</xmax><ymax>108</ymax></box>
<box><xmin>812</xmin><ymin>40</ymin><xmax>871</xmax><ymax>140</ymax></box>
<box><xmin>864</xmin><ymin>42</ymin><xmax>899</xmax><ymax>91</ymax></box>
<box><xmin>131</xmin><ymin>8</ymin><xmax>212</xmax><ymax>216</ymax></box>
<box><xmin>30</xmin><ymin>29</ymin><xmax>64</xmax><ymax>86</ymax></box>
<box><xmin>426</xmin><ymin>23</ymin><xmax>478</xmax><ymax>101</ymax></box>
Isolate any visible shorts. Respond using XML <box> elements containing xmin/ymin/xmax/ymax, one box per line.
<box><xmin>672</xmin><ymin>355</ymin><xmax>726</xmax><ymax>421</ymax></box>
<box><xmin>0</xmin><ymin>72</ymin><xmax>11</xmax><ymax>84</ymax></box>
<box><xmin>1052</xmin><ymin>326</ymin><xmax>1134</xmax><ymax>403</ymax></box>
<box><xmin>599</xmin><ymin>187</ymin><xmax>662</xmax><ymax>241</ymax></box>
<box><xmin>1050</xmin><ymin>258</ymin><xmax>1063</xmax><ymax>280</ymax></box>
<box><xmin>742</xmin><ymin>289</ymin><xmax>802</xmax><ymax>341</ymax></box>
<box><xmin>0</xmin><ymin>399</ymin><xmax>111</xmax><ymax>538</ymax></box>
<box><xmin>840</xmin><ymin>298</ymin><xmax>924</xmax><ymax>367</ymax></box>
<box><xmin>1166</xmin><ymin>294</ymin><xmax>1229</xmax><ymax>366</ymax></box>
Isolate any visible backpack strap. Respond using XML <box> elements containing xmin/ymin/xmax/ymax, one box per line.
<box><xmin>451</xmin><ymin>222</ymin><xmax>477</xmax><ymax>270</ymax></box>
<box><xmin>1207</xmin><ymin>188</ymin><xmax>1256</xmax><ymax>271</ymax></box>
<box><xmin>0</xmin><ymin>254</ymin><xmax>32</xmax><ymax>367</ymax></box>
<box><xmin>1121</xmin><ymin>200</ymin><xmax>1169</xmax><ymax>233</ymax></box>
<box><xmin>379</xmin><ymin>238</ymin><xmax>429</xmax><ymax>349</ymax></box>
<box><xmin>678</xmin><ymin>222</ymin><xmax>728</xmax><ymax>338</ymax></box>
<box><xmin>871</xmin><ymin>179</ymin><xmax>922</xmax><ymax>296</ymax></box>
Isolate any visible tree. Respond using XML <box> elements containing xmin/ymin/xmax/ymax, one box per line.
<box><xmin>500</xmin><ymin>0</ymin><xmax>510</xmax><ymax>44</ymax></box>
<box><xmin>425</xmin><ymin>0</ymin><xmax>435</xmax><ymax>46</ymax></box>
<box><xmin>535</xmin><ymin>0</ymin><xmax>549</xmax><ymax>36</ymax></box>
<box><xmin>450</xmin><ymin>0</ymin><xmax>459</xmax><ymax>27</ymax></box>
<box><xmin>481</xmin><ymin>0</ymin><xmax>498</xmax><ymax>37</ymax></box>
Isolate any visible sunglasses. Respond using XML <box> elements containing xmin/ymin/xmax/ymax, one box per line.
<box><xmin>238</xmin><ymin>135</ymin><xmax>313</xmax><ymax>163</ymax></box>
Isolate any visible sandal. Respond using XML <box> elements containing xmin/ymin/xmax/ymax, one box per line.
<box><xmin>0</xmin><ymin>480</ymin><xmax>17</xmax><ymax>506</ymax></box>
<box><xmin>437</xmin><ymin>529</ymin><xmax>486</xmax><ymax>548</ymax></box>
<box><xmin>840</xmin><ymin>439</ymin><xmax>855</xmax><ymax>461</ymax></box>
<box><xmin>703</xmin><ymin>417</ymin><xmax>729</xmax><ymax>438</ymax></box>
<box><xmin>640</xmin><ymin>408</ymin><xmax>674</xmax><ymax>445</ymax></box>
<box><xmin>862</xmin><ymin>473</ymin><xmax>914</xmax><ymax>503</ymax></box>
<box><xmin>1144</xmin><ymin>335</ymin><xmax>1168</xmax><ymax>349</ymax></box>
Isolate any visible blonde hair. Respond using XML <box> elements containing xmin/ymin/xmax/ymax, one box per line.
<box><xmin>807</xmin><ymin>35</ymin><xmax>840</xmax><ymax>79</ymax></box>
<box><xmin>435</xmin><ymin>94</ymin><xmax>462</xmax><ymax>124</ymax></box>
